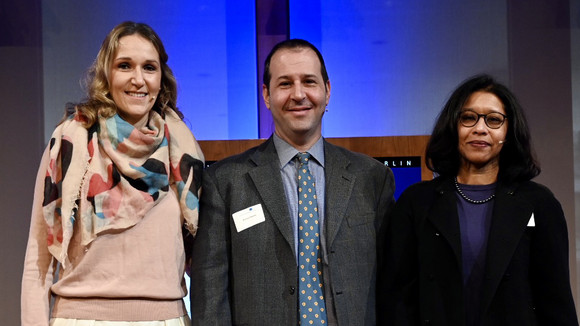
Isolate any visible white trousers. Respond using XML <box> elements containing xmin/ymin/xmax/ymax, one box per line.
<box><xmin>50</xmin><ymin>316</ymin><xmax>191</xmax><ymax>326</ymax></box>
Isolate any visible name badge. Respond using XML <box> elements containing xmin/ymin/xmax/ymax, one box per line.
<box><xmin>232</xmin><ymin>204</ymin><xmax>265</xmax><ymax>232</ymax></box>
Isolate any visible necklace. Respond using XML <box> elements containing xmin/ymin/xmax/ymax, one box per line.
<box><xmin>454</xmin><ymin>177</ymin><xmax>495</xmax><ymax>204</ymax></box>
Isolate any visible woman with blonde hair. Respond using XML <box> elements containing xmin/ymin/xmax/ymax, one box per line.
<box><xmin>21</xmin><ymin>21</ymin><xmax>204</xmax><ymax>326</ymax></box>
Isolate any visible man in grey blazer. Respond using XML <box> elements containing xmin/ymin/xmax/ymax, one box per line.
<box><xmin>190</xmin><ymin>39</ymin><xmax>395</xmax><ymax>326</ymax></box>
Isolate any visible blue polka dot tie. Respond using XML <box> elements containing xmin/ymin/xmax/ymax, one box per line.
<box><xmin>296</xmin><ymin>152</ymin><xmax>327</xmax><ymax>325</ymax></box>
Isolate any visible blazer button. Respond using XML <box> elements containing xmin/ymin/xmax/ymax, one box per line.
<box><xmin>289</xmin><ymin>286</ymin><xmax>295</xmax><ymax>295</ymax></box>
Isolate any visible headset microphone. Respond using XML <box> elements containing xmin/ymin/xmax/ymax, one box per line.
<box><xmin>498</xmin><ymin>140</ymin><xmax>505</xmax><ymax>144</ymax></box>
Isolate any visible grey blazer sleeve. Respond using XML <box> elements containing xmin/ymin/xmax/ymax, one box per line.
<box><xmin>190</xmin><ymin>168</ymin><xmax>232</xmax><ymax>325</ymax></box>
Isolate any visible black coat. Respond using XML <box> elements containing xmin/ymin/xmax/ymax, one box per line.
<box><xmin>381</xmin><ymin>177</ymin><xmax>578</xmax><ymax>326</ymax></box>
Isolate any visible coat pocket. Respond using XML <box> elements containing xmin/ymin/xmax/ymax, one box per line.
<box><xmin>346</xmin><ymin>212</ymin><xmax>374</xmax><ymax>227</ymax></box>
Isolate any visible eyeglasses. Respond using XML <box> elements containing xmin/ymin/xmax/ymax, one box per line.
<box><xmin>458</xmin><ymin>110</ymin><xmax>507</xmax><ymax>129</ymax></box>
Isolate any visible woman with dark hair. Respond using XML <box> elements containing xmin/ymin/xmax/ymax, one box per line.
<box><xmin>383</xmin><ymin>74</ymin><xmax>577</xmax><ymax>325</ymax></box>
<box><xmin>21</xmin><ymin>21</ymin><xmax>204</xmax><ymax>326</ymax></box>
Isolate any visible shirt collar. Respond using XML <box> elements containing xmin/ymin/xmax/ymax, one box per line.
<box><xmin>273</xmin><ymin>133</ymin><xmax>325</xmax><ymax>168</ymax></box>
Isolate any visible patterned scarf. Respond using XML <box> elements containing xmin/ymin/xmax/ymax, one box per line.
<box><xmin>42</xmin><ymin>109</ymin><xmax>204</xmax><ymax>266</ymax></box>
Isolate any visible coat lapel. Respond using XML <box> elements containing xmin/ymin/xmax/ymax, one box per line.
<box><xmin>427</xmin><ymin>179</ymin><xmax>463</xmax><ymax>271</ymax></box>
<box><xmin>480</xmin><ymin>184</ymin><xmax>533</xmax><ymax>314</ymax></box>
<box><xmin>324</xmin><ymin>142</ymin><xmax>356</xmax><ymax>247</ymax></box>
<box><xmin>247</xmin><ymin>138</ymin><xmax>296</xmax><ymax>253</ymax></box>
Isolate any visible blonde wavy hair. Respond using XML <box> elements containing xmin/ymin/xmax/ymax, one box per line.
<box><xmin>70</xmin><ymin>21</ymin><xmax>182</xmax><ymax>127</ymax></box>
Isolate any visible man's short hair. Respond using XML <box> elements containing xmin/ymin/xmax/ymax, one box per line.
<box><xmin>263</xmin><ymin>39</ymin><xmax>329</xmax><ymax>91</ymax></box>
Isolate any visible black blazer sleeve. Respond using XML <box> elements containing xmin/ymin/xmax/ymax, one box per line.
<box><xmin>528</xmin><ymin>185</ymin><xmax>578</xmax><ymax>325</ymax></box>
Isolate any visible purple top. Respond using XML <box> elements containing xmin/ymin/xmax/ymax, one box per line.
<box><xmin>455</xmin><ymin>182</ymin><xmax>496</xmax><ymax>326</ymax></box>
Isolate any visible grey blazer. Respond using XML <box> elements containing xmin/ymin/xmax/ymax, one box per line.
<box><xmin>190</xmin><ymin>136</ymin><xmax>395</xmax><ymax>326</ymax></box>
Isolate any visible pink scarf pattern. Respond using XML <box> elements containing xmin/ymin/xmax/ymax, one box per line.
<box><xmin>42</xmin><ymin>109</ymin><xmax>204</xmax><ymax>265</ymax></box>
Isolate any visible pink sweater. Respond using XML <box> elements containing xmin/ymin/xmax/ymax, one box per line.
<box><xmin>21</xmin><ymin>149</ymin><xmax>189</xmax><ymax>326</ymax></box>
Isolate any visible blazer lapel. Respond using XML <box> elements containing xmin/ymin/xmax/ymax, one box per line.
<box><xmin>480</xmin><ymin>184</ymin><xmax>533</xmax><ymax>314</ymax></box>
<box><xmin>427</xmin><ymin>180</ymin><xmax>463</xmax><ymax>271</ymax></box>
<box><xmin>247</xmin><ymin>138</ymin><xmax>296</xmax><ymax>253</ymax></box>
<box><xmin>324</xmin><ymin>142</ymin><xmax>356</xmax><ymax>247</ymax></box>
